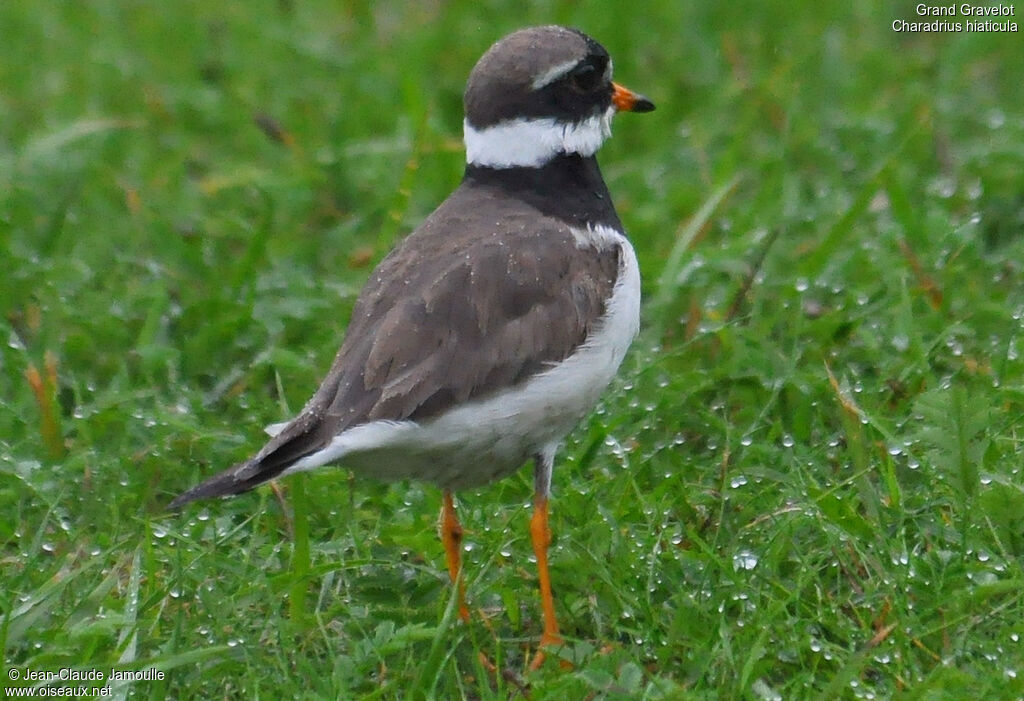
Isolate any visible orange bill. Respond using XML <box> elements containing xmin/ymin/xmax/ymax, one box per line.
<box><xmin>612</xmin><ymin>82</ymin><xmax>656</xmax><ymax>113</ymax></box>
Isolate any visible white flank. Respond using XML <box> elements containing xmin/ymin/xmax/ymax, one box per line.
<box><xmin>264</xmin><ymin>421</ymin><xmax>288</xmax><ymax>437</ymax></box>
<box><xmin>464</xmin><ymin>106</ymin><xmax>614</xmax><ymax>169</ymax></box>
<box><xmin>279</xmin><ymin>224</ymin><xmax>641</xmax><ymax>489</ymax></box>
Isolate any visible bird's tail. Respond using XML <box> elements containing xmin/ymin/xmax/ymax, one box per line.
<box><xmin>167</xmin><ymin>455</ymin><xmax>288</xmax><ymax>510</ymax></box>
<box><xmin>168</xmin><ymin>385</ymin><xmax>346</xmax><ymax>510</ymax></box>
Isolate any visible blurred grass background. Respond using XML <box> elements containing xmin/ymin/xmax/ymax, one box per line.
<box><xmin>2</xmin><ymin>0</ymin><xmax>1023</xmax><ymax>698</ymax></box>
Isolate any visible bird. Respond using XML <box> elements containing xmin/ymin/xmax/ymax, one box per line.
<box><xmin>170</xmin><ymin>25</ymin><xmax>654</xmax><ymax>669</ymax></box>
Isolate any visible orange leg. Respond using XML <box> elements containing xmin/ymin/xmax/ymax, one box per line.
<box><xmin>439</xmin><ymin>490</ymin><xmax>470</xmax><ymax>621</ymax></box>
<box><xmin>529</xmin><ymin>495</ymin><xmax>563</xmax><ymax>669</ymax></box>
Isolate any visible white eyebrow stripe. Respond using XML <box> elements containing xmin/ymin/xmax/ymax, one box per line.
<box><xmin>531</xmin><ymin>58</ymin><xmax>582</xmax><ymax>90</ymax></box>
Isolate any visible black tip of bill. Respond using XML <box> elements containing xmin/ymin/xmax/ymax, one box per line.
<box><xmin>612</xmin><ymin>82</ymin><xmax>656</xmax><ymax>113</ymax></box>
<box><xmin>632</xmin><ymin>94</ymin><xmax>656</xmax><ymax>113</ymax></box>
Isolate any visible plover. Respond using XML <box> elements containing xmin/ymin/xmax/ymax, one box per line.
<box><xmin>170</xmin><ymin>25</ymin><xmax>654</xmax><ymax>668</ymax></box>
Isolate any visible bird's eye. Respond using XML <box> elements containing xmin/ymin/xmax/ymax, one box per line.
<box><xmin>569</xmin><ymin>64</ymin><xmax>602</xmax><ymax>92</ymax></box>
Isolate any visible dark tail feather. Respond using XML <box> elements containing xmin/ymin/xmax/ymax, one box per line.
<box><xmin>167</xmin><ymin>457</ymin><xmax>288</xmax><ymax>510</ymax></box>
<box><xmin>168</xmin><ymin>404</ymin><xmax>337</xmax><ymax>510</ymax></box>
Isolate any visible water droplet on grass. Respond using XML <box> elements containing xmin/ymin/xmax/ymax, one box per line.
<box><xmin>928</xmin><ymin>176</ymin><xmax>957</xmax><ymax>199</ymax></box>
<box><xmin>730</xmin><ymin>475</ymin><xmax>748</xmax><ymax>489</ymax></box>
<box><xmin>733</xmin><ymin>550</ymin><xmax>758</xmax><ymax>571</ymax></box>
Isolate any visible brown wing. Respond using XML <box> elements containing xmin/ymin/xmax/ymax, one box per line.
<box><xmin>168</xmin><ymin>188</ymin><xmax>620</xmax><ymax>508</ymax></box>
<box><xmin>360</xmin><ymin>231</ymin><xmax>618</xmax><ymax>420</ymax></box>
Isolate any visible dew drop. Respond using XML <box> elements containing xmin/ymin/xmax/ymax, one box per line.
<box><xmin>733</xmin><ymin>549</ymin><xmax>759</xmax><ymax>571</ymax></box>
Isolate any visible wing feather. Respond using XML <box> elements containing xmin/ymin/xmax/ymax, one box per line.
<box><xmin>169</xmin><ymin>187</ymin><xmax>621</xmax><ymax>508</ymax></box>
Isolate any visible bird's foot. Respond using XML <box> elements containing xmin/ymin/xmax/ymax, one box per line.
<box><xmin>529</xmin><ymin>632</ymin><xmax>571</xmax><ymax>670</ymax></box>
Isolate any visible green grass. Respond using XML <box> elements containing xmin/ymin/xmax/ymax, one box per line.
<box><xmin>2</xmin><ymin>1</ymin><xmax>1023</xmax><ymax>698</ymax></box>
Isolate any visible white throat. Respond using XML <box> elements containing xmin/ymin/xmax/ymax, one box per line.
<box><xmin>464</xmin><ymin>107</ymin><xmax>614</xmax><ymax>169</ymax></box>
